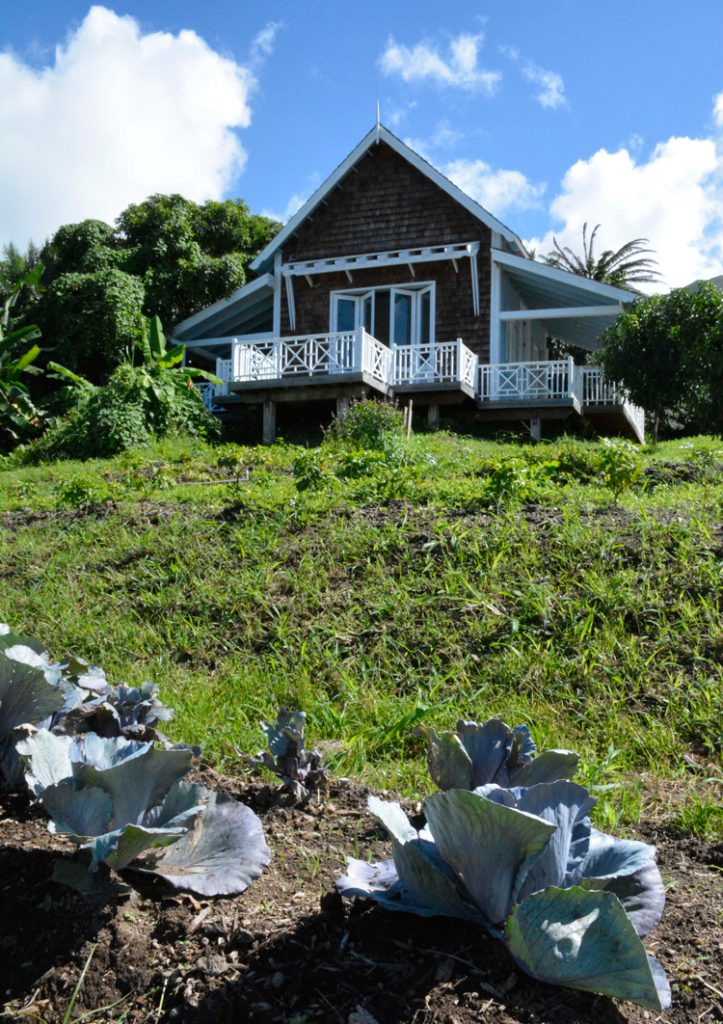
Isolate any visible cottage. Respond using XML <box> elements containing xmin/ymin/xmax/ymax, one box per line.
<box><xmin>175</xmin><ymin>123</ymin><xmax>644</xmax><ymax>442</ymax></box>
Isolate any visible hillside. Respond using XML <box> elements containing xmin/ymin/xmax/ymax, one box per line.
<box><xmin>0</xmin><ymin>431</ymin><xmax>721</xmax><ymax>1023</ymax></box>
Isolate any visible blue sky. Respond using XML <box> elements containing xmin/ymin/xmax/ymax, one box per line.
<box><xmin>2</xmin><ymin>1</ymin><xmax>723</xmax><ymax>288</ymax></box>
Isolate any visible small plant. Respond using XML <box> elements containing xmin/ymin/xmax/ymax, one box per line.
<box><xmin>56</xmin><ymin>475</ymin><xmax>115</xmax><ymax>508</ymax></box>
<box><xmin>338</xmin><ymin>781</ymin><xmax>669</xmax><ymax>1010</ymax></box>
<box><xmin>244</xmin><ymin>707</ymin><xmax>327</xmax><ymax>802</ymax></box>
<box><xmin>18</xmin><ymin>730</ymin><xmax>270</xmax><ymax>895</ymax></box>
<box><xmin>326</xmin><ymin>399</ymin><xmax>405</xmax><ymax>454</ymax></box>
<box><xmin>598</xmin><ymin>438</ymin><xmax>643</xmax><ymax>502</ymax></box>
<box><xmin>417</xmin><ymin>717</ymin><xmax>579</xmax><ymax>791</ymax></box>
<box><xmin>292</xmin><ymin>448</ymin><xmax>333</xmax><ymax>493</ymax></box>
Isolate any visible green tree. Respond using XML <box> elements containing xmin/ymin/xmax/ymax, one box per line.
<box><xmin>116</xmin><ymin>193</ymin><xmax>279</xmax><ymax>325</ymax></box>
<box><xmin>39</xmin><ymin>268</ymin><xmax>146</xmax><ymax>378</ymax></box>
<box><xmin>0</xmin><ymin>265</ymin><xmax>43</xmax><ymax>449</ymax></box>
<box><xmin>599</xmin><ymin>282</ymin><xmax>723</xmax><ymax>439</ymax></box>
<box><xmin>545</xmin><ymin>223</ymin><xmax>661</xmax><ymax>289</ymax></box>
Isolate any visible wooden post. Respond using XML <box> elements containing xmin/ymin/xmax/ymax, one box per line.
<box><xmin>336</xmin><ymin>395</ymin><xmax>351</xmax><ymax>421</ymax></box>
<box><xmin>406</xmin><ymin>399</ymin><xmax>413</xmax><ymax>438</ymax></box>
<box><xmin>427</xmin><ymin>404</ymin><xmax>440</xmax><ymax>431</ymax></box>
<box><xmin>530</xmin><ymin>417</ymin><xmax>542</xmax><ymax>442</ymax></box>
<box><xmin>262</xmin><ymin>401</ymin><xmax>276</xmax><ymax>445</ymax></box>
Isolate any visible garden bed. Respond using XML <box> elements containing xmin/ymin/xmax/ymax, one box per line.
<box><xmin>1</xmin><ymin>774</ymin><xmax>721</xmax><ymax>1024</ymax></box>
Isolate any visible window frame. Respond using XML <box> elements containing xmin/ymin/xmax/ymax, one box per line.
<box><xmin>329</xmin><ymin>281</ymin><xmax>436</xmax><ymax>345</ymax></box>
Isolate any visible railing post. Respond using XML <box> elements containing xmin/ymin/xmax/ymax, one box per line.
<box><xmin>356</xmin><ymin>325</ymin><xmax>364</xmax><ymax>373</ymax></box>
<box><xmin>456</xmin><ymin>337</ymin><xmax>463</xmax><ymax>383</ymax></box>
<box><xmin>567</xmin><ymin>355</ymin><xmax>578</xmax><ymax>401</ymax></box>
<box><xmin>273</xmin><ymin>338</ymin><xmax>282</xmax><ymax>377</ymax></box>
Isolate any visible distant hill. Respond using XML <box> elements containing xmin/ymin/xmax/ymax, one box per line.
<box><xmin>684</xmin><ymin>274</ymin><xmax>723</xmax><ymax>292</ymax></box>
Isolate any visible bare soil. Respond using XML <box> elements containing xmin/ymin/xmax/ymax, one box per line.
<box><xmin>1</xmin><ymin>772</ymin><xmax>721</xmax><ymax>1024</ymax></box>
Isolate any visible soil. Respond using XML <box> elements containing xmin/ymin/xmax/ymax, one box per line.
<box><xmin>1</xmin><ymin>772</ymin><xmax>721</xmax><ymax>1024</ymax></box>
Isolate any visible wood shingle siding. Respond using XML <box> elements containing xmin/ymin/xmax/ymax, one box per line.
<box><xmin>285</xmin><ymin>143</ymin><xmax>491</xmax><ymax>260</ymax></box>
<box><xmin>281</xmin><ymin>143</ymin><xmax>491</xmax><ymax>359</ymax></box>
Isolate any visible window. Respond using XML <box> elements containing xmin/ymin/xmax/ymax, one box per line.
<box><xmin>330</xmin><ymin>283</ymin><xmax>434</xmax><ymax>345</ymax></box>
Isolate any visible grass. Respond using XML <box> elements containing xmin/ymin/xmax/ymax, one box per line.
<box><xmin>0</xmin><ymin>431</ymin><xmax>721</xmax><ymax>837</ymax></box>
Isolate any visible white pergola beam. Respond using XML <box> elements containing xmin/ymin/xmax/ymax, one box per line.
<box><xmin>500</xmin><ymin>304</ymin><xmax>622</xmax><ymax>321</ymax></box>
<box><xmin>282</xmin><ymin>242</ymin><xmax>480</xmax><ymax>277</ymax></box>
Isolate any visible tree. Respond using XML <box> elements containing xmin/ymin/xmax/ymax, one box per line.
<box><xmin>0</xmin><ymin>265</ymin><xmax>43</xmax><ymax>449</ymax></box>
<box><xmin>599</xmin><ymin>283</ymin><xmax>723</xmax><ymax>440</ymax></box>
<box><xmin>38</xmin><ymin>268</ymin><xmax>146</xmax><ymax>378</ymax></box>
<box><xmin>545</xmin><ymin>223</ymin><xmax>661</xmax><ymax>289</ymax></box>
<box><xmin>116</xmin><ymin>194</ymin><xmax>279</xmax><ymax>325</ymax></box>
<box><xmin>18</xmin><ymin>196</ymin><xmax>280</xmax><ymax>383</ymax></box>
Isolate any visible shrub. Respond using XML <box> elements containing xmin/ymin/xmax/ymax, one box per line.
<box><xmin>326</xmin><ymin>400</ymin><xmax>406</xmax><ymax>455</ymax></box>
<box><xmin>26</xmin><ymin>362</ymin><xmax>220</xmax><ymax>462</ymax></box>
<box><xmin>598</xmin><ymin>438</ymin><xmax>643</xmax><ymax>501</ymax></box>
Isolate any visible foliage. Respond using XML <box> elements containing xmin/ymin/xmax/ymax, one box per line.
<box><xmin>418</xmin><ymin>717</ymin><xmax>579</xmax><ymax>791</ymax></box>
<box><xmin>1</xmin><ymin>626</ymin><xmax>270</xmax><ymax>896</ymax></box>
<box><xmin>0</xmin><ymin>433</ymin><xmax>719</xmax><ymax>838</ymax></box>
<box><xmin>244</xmin><ymin>707</ymin><xmax>327</xmax><ymax>802</ymax></box>
<box><xmin>545</xmin><ymin>223</ymin><xmax>660</xmax><ymax>288</ymax></box>
<box><xmin>0</xmin><ymin>265</ymin><xmax>44</xmax><ymax>449</ymax></box>
<box><xmin>338</xmin><ymin>777</ymin><xmax>669</xmax><ymax>1010</ymax></box>
<box><xmin>18</xmin><ymin>730</ymin><xmax>270</xmax><ymax>895</ymax></box>
<box><xmin>38</xmin><ymin>268</ymin><xmax>146</xmax><ymax>379</ymax></box>
<box><xmin>325</xmin><ymin>400</ymin><xmax>407</xmax><ymax>456</ymax></box>
<box><xmin>115</xmin><ymin>193</ymin><xmax>279</xmax><ymax>326</ymax></box>
<box><xmin>600</xmin><ymin>282</ymin><xmax>723</xmax><ymax>438</ymax></box>
<box><xmin>26</xmin><ymin>317</ymin><xmax>221</xmax><ymax>461</ymax></box>
<box><xmin>597</xmin><ymin>438</ymin><xmax>643</xmax><ymax>501</ymax></box>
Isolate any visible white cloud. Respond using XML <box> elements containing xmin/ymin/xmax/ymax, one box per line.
<box><xmin>0</xmin><ymin>6</ymin><xmax>268</xmax><ymax>248</ymax></box>
<box><xmin>444</xmin><ymin>158</ymin><xmax>546</xmax><ymax>216</ymax></box>
<box><xmin>714</xmin><ymin>91</ymin><xmax>723</xmax><ymax>127</ymax></box>
<box><xmin>528</xmin><ymin>131</ymin><xmax>723</xmax><ymax>289</ymax></box>
<box><xmin>249</xmin><ymin>21</ymin><xmax>283</xmax><ymax>67</ymax></box>
<box><xmin>261</xmin><ymin>191</ymin><xmax>308</xmax><ymax>225</ymax></box>
<box><xmin>379</xmin><ymin>32</ymin><xmax>500</xmax><ymax>94</ymax></box>
<box><xmin>523</xmin><ymin>62</ymin><xmax>566</xmax><ymax>109</ymax></box>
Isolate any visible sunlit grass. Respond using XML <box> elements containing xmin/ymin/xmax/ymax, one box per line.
<box><xmin>0</xmin><ymin>432</ymin><xmax>720</xmax><ymax>838</ymax></box>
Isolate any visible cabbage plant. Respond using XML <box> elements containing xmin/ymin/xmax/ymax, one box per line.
<box><xmin>17</xmin><ymin>730</ymin><xmax>270</xmax><ymax>896</ymax></box>
<box><xmin>337</xmin><ymin>782</ymin><xmax>670</xmax><ymax>1010</ymax></box>
<box><xmin>246</xmin><ymin>707</ymin><xmax>327</xmax><ymax>802</ymax></box>
<box><xmin>418</xmin><ymin>717</ymin><xmax>578</xmax><ymax>791</ymax></box>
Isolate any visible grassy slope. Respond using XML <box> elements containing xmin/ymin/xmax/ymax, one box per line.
<box><xmin>1</xmin><ymin>433</ymin><xmax>721</xmax><ymax>837</ymax></box>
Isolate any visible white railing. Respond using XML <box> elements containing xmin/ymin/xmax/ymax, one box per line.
<box><xmin>231</xmin><ymin>331</ymin><xmax>358</xmax><ymax>382</ymax></box>
<box><xmin>479</xmin><ymin>358</ymin><xmax>574</xmax><ymax>402</ymax></box>
<box><xmin>361</xmin><ymin>330</ymin><xmax>393</xmax><ymax>386</ymax></box>
<box><xmin>581</xmin><ymin>368</ymin><xmax>645</xmax><ymax>439</ymax></box>
<box><xmin>393</xmin><ymin>339</ymin><xmax>477</xmax><ymax>387</ymax></box>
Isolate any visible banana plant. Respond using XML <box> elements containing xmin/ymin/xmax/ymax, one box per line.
<box><xmin>0</xmin><ymin>265</ymin><xmax>43</xmax><ymax>445</ymax></box>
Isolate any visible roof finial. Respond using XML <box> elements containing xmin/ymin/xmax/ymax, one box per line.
<box><xmin>375</xmin><ymin>98</ymin><xmax>380</xmax><ymax>131</ymax></box>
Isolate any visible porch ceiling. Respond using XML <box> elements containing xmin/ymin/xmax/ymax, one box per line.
<box><xmin>496</xmin><ymin>250</ymin><xmax>635</xmax><ymax>351</ymax></box>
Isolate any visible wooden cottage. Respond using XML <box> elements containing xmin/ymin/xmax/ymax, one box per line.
<box><xmin>175</xmin><ymin>123</ymin><xmax>644</xmax><ymax>442</ymax></box>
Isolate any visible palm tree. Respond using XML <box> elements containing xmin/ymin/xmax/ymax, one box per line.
<box><xmin>544</xmin><ymin>223</ymin><xmax>661</xmax><ymax>289</ymax></box>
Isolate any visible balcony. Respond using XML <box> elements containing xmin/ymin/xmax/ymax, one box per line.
<box><xmin>206</xmin><ymin>337</ymin><xmax>643</xmax><ymax>442</ymax></box>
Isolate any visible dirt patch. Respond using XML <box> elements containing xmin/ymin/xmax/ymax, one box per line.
<box><xmin>1</xmin><ymin>775</ymin><xmax>721</xmax><ymax>1024</ymax></box>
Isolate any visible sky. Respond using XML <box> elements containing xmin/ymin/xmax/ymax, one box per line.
<box><xmin>1</xmin><ymin>1</ymin><xmax>723</xmax><ymax>290</ymax></box>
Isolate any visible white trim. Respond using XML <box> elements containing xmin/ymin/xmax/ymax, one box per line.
<box><xmin>470</xmin><ymin>250</ymin><xmax>480</xmax><ymax>317</ymax></box>
<box><xmin>492</xmin><ymin>249</ymin><xmax>636</xmax><ymax>304</ymax></box>
<box><xmin>281</xmin><ymin>241</ymin><xmax>480</xmax><ymax>277</ymax></box>
<box><xmin>250</xmin><ymin>124</ymin><xmax>526</xmax><ymax>273</ymax></box>
<box><xmin>489</xmin><ymin>259</ymin><xmax>501</xmax><ymax>365</ymax></box>
<box><xmin>173</xmin><ymin>273</ymin><xmax>274</xmax><ymax>336</ymax></box>
<box><xmin>329</xmin><ymin>280</ymin><xmax>436</xmax><ymax>345</ymax></box>
<box><xmin>500</xmin><ymin>304</ymin><xmax>623</xmax><ymax>321</ymax></box>
<box><xmin>272</xmin><ymin>253</ymin><xmax>282</xmax><ymax>337</ymax></box>
<box><xmin>284</xmin><ymin>275</ymin><xmax>296</xmax><ymax>332</ymax></box>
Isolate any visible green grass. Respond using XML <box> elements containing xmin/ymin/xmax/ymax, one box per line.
<box><xmin>1</xmin><ymin>432</ymin><xmax>721</xmax><ymax>837</ymax></box>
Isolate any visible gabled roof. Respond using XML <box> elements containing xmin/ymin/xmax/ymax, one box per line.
<box><xmin>173</xmin><ymin>273</ymin><xmax>274</xmax><ymax>341</ymax></box>
<box><xmin>250</xmin><ymin>123</ymin><xmax>527</xmax><ymax>273</ymax></box>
